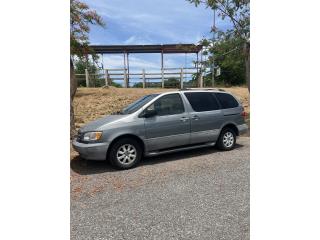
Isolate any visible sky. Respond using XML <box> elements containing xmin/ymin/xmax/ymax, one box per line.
<box><xmin>83</xmin><ymin>0</ymin><xmax>232</xmax><ymax>83</ymax></box>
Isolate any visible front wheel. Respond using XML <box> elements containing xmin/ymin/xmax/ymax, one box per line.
<box><xmin>108</xmin><ymin>138</ymin><xmax>142</xmax><ymax>169</ymax></box>
<box><xmin>216</xmin><ymin>128</ymin><xmax>236</xmax><ymax>150</ymax></box>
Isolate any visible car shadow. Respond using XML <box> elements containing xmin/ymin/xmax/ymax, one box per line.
<box><xmin>70</xmin><ymin>143</ymin><xmax>244</xmax><ymax>175</ymax></box>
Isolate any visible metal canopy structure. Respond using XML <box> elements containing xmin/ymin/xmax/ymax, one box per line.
<box><xmin>89</xmin><ymin>44</ymin><xmax>203</xmax><ymax>54</ymax></box>
<box><xmin>85</xmin><ymin>44</ymin><xmax>204</xmax><ymax>88</ymax></box>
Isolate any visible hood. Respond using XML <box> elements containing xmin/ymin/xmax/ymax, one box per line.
<box><xmin>79</xmin><ymin>114</ymin><xmax>127</xmax><ymax>132</ymax></box>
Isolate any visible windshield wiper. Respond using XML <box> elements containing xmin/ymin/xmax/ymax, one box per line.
<box><xmin>111</xmin><ymin>110</ymin><xmax>123</xmax><ymax>115</ymax></box>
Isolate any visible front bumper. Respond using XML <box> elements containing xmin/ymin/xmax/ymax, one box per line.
<box><xmin>72</xmin><ymin>140</ymin><xmax>109</xmax><ymax>160</ymax></box>
<box><xmin>237</xmin><ymin>123</ymin><xmax>249</xmax><ymax>135</ymax></box>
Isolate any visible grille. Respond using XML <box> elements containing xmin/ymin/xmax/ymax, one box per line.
<box><xmin>76</xmin><ymin>131</ymin><xmax>83</xmax><ymax>142</ymax></box>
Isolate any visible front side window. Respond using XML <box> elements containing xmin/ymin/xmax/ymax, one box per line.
<box><xmin>215</xmin><ymin>93</ymin><xmax>239</xmax><ymax>109</ymax></box>
<box><xmin>147</xmin><ymin>93</ymin><xmax>184</xmax><ymax>116</ymax></box>
<box><xmin>121</xmin><ymin>94</ymin><xmax>159</xmax><ymax>114</ymax></box>
<box><xmin>184</xmin><ymin>92</ymin><xmax>220</xmax><ymax>112</ymax></box>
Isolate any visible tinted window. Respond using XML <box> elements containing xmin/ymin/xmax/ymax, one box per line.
<box><xmin>184</xmin><ymin>92</ymin><xmax>220</xmax><ymax>112</ymax></box>
<box><xmin>215</xmin><ymin>93</ymin><xmax>239</xmax><ymax>109</ymax></box>
<box><xmin>147</xmin><ymin>94</ymin><xmax>184</xmax><ymax>116</ymax></box>
<box><xmin>121</xmin><ymin>94</ymin><xmax>159</xmax><ymax>114</ymax></box>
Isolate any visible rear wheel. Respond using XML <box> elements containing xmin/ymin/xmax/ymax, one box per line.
<box><xmin>217</xmin><ymin>128</ymin><xmax>236</xmax><ymax>150</ymax></box>
<box><xmin>108</xmin><ymin>138</ymin><xmax>142</xmax><ymax>169</ymax></box>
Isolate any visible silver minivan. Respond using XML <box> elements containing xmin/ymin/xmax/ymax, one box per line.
<box><xmin>73</xmin><ymin>89</ymin><xmax>248</xmax><ymax>169</ymax></box>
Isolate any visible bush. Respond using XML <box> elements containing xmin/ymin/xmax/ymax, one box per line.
<box><xmin>111</xmin><ymin>82</ymin><xmax>122</xmax><ymax>88</ymax></box>
<box><xmin>165</xmin><ymin>77</ymin><xmax>180</xmax><ymax>88</ymax></box>
<box><xmin>132</xmin><ymin>82</ymin><xmax>143</xmax><ymax>88</ymax></box>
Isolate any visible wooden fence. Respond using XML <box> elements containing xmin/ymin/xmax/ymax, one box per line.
<box><xmin>75</xmin><ymin>67</ymin><xmax>204</xmax><ymax>88</ymax></box>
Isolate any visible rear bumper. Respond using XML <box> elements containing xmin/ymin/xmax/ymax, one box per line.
<box><xmin>237</xmin><ymin>123</ymin><xmax>249</xmax><ymax>135</ymax></box>
<box><xmin>72</xmin><ymin>140</ymin><xmax>109</xmax><ymax>161</ymax></box>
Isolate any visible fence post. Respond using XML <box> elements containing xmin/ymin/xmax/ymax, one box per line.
<box><xmin>199</xmin><ymin>70</ymin><xmax>203</xmax><ymax>88</ymax></box>
<box><xmin>142</xmin><ymin>69</ymin><xmax>146</xmax><ymax>88</ymax></box>
<box><xmin>124</xmin><ymin>68</ymin><xmax>128</xmax><ymax>88</ymax></box>
<box><xmin>161</xmin><ymin>68</ymin><xmax>164</xmax><ymax>88</ymax></box>
<box><xmin>105</xmin><ymin>69</ymin><xmax>109</xmax><ymax>87</ymax></box>
<box><xmin>180</xmin><ymin>68</ymin><xmax>184</xmax><ymax>89</ymax></box>
<box><xmin>85</xmin><ymin>68</ymin><xmax>89</xmax><ymax>87</ymax></box>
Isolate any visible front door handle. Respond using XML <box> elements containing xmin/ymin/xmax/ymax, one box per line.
<box><xmin>191</xmin><ymin>115</ymin><xmax>200</xmax><ymax>120</ymax></box>
<box><xmin>180</xmin><ymin>117</ymin><xmax>189</xmax><ymax>122</ymax></box>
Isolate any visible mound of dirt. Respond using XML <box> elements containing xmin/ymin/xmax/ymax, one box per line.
<box><xmin>73</xmin><ymin>87</ymin><xmax>249</xmax><ymax>130</ymax></box>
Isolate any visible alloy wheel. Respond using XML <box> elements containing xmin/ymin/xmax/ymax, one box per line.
<box><xmin>116</xmin><ymin>144</ymin><xmax>137</xmax><ymax>164</ymax></box>
<box><xmin>223</xmin><ymin>132</ymin><xmax>234</xmax><ymax>148</ymax></box>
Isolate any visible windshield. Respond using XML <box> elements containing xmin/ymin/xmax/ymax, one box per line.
<box><xmin>120</xmin><ymin>94</ymin><xmax>159</xmax><ymax>114</ymax></box>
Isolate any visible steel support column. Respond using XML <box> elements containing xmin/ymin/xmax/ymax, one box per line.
<box><xmin>123</xmin><ymin>52</ymin><xmax>128</xmax><ymax>88</ymax></box>
<box><xmin>161</xmin><ymin>50</ymin><xmax>164</xmax><ymax>88</ymax></box>
<box><xmin>127</xmin><ymin>52</ymin><xmax>130</xmax><ymax>87</ymax></box>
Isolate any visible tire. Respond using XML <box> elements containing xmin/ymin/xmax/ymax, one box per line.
<box><xmin>108</xmin><ymin>138</ymin><xmax>142</xmax><ymax>169</ymax></box>
<box><xmin>216</xmin><ymin>128</ymin><xmax>236</xmax><ymax>151</ymax></box>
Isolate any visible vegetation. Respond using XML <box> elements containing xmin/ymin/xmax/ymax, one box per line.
<box><xmin>201</xmin><ymin>36</ymin><xmax>246</xmax><ymax>86</ymax></box>
<box><xmin>74</xmin><ymin>58</ymin><xmax>98</xmax><ymax>75</ymax></box>
<box><xmin>111</xmin><ymin>82</ymin><xmax>123</xmax><ymax>88</ymax></box>
<box><xmin>74</xmin><ymin>58</ymin><xmax>123</xmax><ymax>88</ymax></box>
<box><xmin>132</xmin><ymin>82</ymin><xmax>143</xmax><ymax>88</ymax></box>
<box><xmin>187</xmin><ymin>0</ymin><xmax>250</xmax><ymax>90</ymax></box>
<box><xmin>70</xmin><ymin>0</ymin><xmax>105</xmax><ymax>137</ymax></box>
<box><xmin>132</xmin><ymin>77</ymin><xmax>180</xmax><ymax>88</ymax></box>
<box><xmin>166</xmin><ymin>78</ymin><xmax>180</xmax><ymax>88</ymax></box>
<box><xmin>70</xmin><ymin>0</ymin><xmax>105</xmax><ymax>58</ymax></box>
<box><xmin>74</xmin><ymin>58</ymin><xmax>102</xmax><ymax>87</ymax></box>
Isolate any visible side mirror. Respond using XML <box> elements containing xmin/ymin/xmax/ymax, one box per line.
<box><xmin>143</xmin><ymin>109</ymin><xmax>157</xmax><ymax>118</ymax></box>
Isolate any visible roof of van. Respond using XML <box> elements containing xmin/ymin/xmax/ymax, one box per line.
<box><xmin>156</xmin><ymin>88</ymin><xmax>228</xmax><ymax>95</ymax></box>
<box><xmin>179</xmin><ymin>88</ymin><xmax>226</xmax><ymax>92</ymax></box>
<box><xmin>151</xmin><ymin>89</ymin><xmax>232</xmax><ymax>98</ymax></box>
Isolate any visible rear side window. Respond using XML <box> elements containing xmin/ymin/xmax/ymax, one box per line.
<box><xmin>184</xmin><ymin>92</ymin><xmax>220</xmax><ymax>112</ymax></box>
<box><xmin>215</xmin><ymin>93</ymin><xmax>239</xmax><ymax>109</ymax></box>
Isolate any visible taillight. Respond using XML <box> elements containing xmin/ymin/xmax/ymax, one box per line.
<box><xmin>241</xmin><ymin>111</ymin><xmax>247</xmax><ymax>117</ymax></box>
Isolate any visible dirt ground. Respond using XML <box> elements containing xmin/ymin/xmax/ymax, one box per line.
<box><xmin>71</xmin><ymin>137</ymin><xmax>250</xmax><ymax>239</ymax></box>
<box><xmin>70</xmin><ymin>88</ymin><xmax>250</xmax><ymax>233</ymax></box>
<box><xmin>73</xmin><ymin>86</ymin><xmax>250</xmax><ymax>130</ymax></box>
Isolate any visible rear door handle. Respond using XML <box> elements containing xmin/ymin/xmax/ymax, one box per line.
<box><xmin>180</xmin><ymin>117</ymin><xmax>189</xmax><ymax>122</ymax></box>
<box><xmin>191</xmin><ymin>115</ymin><xmax>200</xmax><ymax>120</ymax></box>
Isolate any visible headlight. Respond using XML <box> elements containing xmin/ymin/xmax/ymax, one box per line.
<box><xmin>82</xmin><ymin>131</ymin><xmax>102</xmax><ymax>141</ymax></box>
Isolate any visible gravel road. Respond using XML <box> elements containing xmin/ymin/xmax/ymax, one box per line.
<box><xmin>71</xmin><ymin>137</ymin><xmax>249</xmax><ymax>240</ymax></box>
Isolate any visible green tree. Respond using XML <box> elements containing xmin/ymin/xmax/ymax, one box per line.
<box><xmin>70</xmin><ymin>0</ymin><xmax>105</xmax><ymax>137</ymax></box>
<box><xmin>187</xmin><ymin>0</ymin><xmax>250</xmax><ymax>90</ymax></box>
<box><xmin>74</xmin><ymin>58</ymin><xmax>122</xmax><ymax>88</ymax></box>
<box><xmin>111</xmin><ymin>82</ymin><xmax>123</xmax><ymax>88</ymax></box>
<box><xmin>202</xmin><ymin>35</ymin><xmax>246</xmax><ymax>86</ymax></box>
<box><xmin>74</xmin><ymin>58</ymin><xmax>99</xmax><ymax>74</ymax></box>
<box><xmin>74</xmin><ymin>57</ymin><xmax>99</xmax><ymax>87</ymax></box>
<box><xmin>133</xmin><ymin>82</ymin><xmax>143</xmax><ymax>88</ymax></box>
<box><xmin>166</xmin><ymin>77</ymin><xmax>180</xmax><ymax>88</ymax></box>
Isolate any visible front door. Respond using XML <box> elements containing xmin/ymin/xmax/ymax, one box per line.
<box><xmin>144</xmin><ymin>93</ymin><xmax>190</xmax><ymax>151</ymax></box>
<box><xmin>183</xmin><ymin>92</ymin><xmax>224</xmax><ymax>144</ymax></box>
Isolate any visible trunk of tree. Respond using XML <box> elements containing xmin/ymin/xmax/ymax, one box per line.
<box><xmin>244</xmin><ymin>42</ymin><xmax>250</xmax><ymax>92</ymax></box>
<box><xmin>70</xmin><ymin>58</ymin><xmax>77</xmax><ymax>139</ymax></box>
